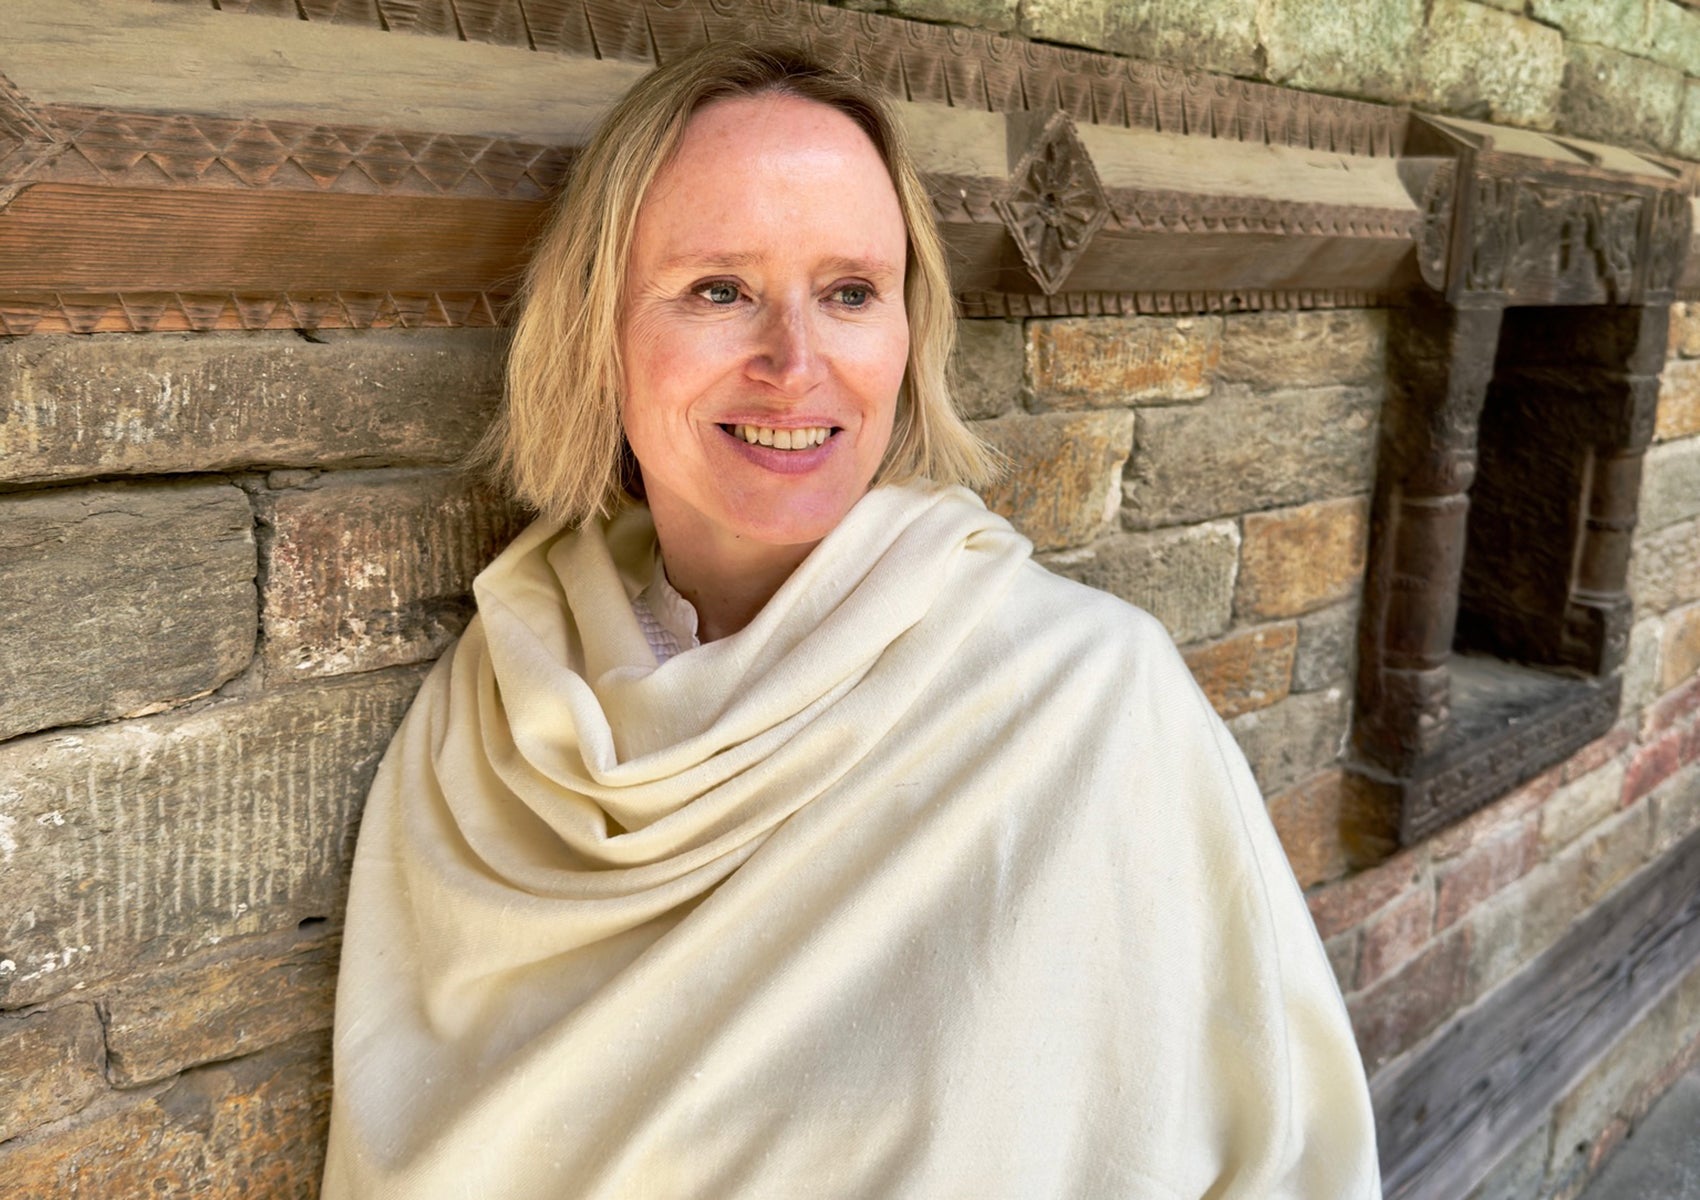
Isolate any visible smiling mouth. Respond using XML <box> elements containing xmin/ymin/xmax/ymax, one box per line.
<box><xmin>721</xmin><ymin>423</ymin><xmax>837</xmax><ymax>449</ymax></box>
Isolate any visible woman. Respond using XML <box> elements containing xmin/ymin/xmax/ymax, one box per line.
<box><xmin>323</xmin><ymin>44</ymin><xmax>1380</xmax><ymax>1199</ymax></box>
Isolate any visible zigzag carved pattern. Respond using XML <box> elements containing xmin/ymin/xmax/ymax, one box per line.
<box><xmin>35</xmin><ymin>106</ymin><xmax>573</xmax><ymax>198</ymax></box>
<box><xmin>179</xmin><ymin>0</ymin><xmax>1405</xmax><ymax>156</ymax></box>
<box><xmin>958</xmin><ymin>288</ymin><xmax>1393</xmax><ymax>317</ymax></box>
<box><xmin>0</xmin><ymin>290</ymin><xmax>506</xmax><ymax>336</ymax></box>
<box><xmin>931</xmin><ymin>175</ymin><xmax>1421</xmax><ymax>241</ymax></box>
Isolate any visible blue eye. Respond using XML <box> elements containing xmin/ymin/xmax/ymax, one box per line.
<box><xmin>701</xmin><ymin>281</ymin><xmax>740</xmax><ymax>305</ymax></box>
<box><xmin>835</xmin><ymin>285</ymin><xmax>871</xmax><ymax>308</ymax></box>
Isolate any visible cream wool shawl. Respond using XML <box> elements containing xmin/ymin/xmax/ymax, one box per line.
<box><xmin>323</xmin><ymin>482</ymin><xmax>1380</xmax><ymax>1200</ymax></box>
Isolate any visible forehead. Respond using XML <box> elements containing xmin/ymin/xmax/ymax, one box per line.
<box><xmin>631</xmin><ymin>92</ymin><xmax>906</xmax><ymax>261</ymax></box>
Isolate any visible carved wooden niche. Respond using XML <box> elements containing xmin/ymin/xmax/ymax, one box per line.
<box><xmin>1352</xmin><ymin>116</ymin><xmax>1691</xmax><ymax>845</ymax></box>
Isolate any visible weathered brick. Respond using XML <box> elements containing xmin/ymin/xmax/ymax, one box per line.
<box><xmin>1580</xmin><ymin>803</ymin><xmax>1653</xmax><ymax>907</ymax></box>
<box><xmin>1541</xmin><ymin>760</ymin><xmax>1629</xmax><ymax>856</ymax></box>
<box><xmin>1651</xmin><ymin>763</ymin><xmax>1700</xmax><ymax>858</ymax></box>
<box><xmin>1324</xmin><ymin>929</ymin><xmax>1361</xmax><ymax>994</ymax></box>
<box><xmin>1181</xmin><ymin>623</ymin><xmax>1296</xmax><ymax>720</ymax></box>
<box><xmin>1630</xmin><ymin>515</ymin><xmax>1700</xmax><ymax>614</ymax></box>
<box><xmin>1414</xmin><ymin>0</ymin><xmax>1565</xmax><ymax>129</ymax></box>
<box><xmin>949</xmin><ymin>318</ymin><xmax>1023</xmax><ymax>419</ymax></box>
<box><xmin>0</xmin><ymin>1005</ymin><xmax>105</xmax><ymax>1143</ymax></box>
<box><xmin>1123</xmin><ymin>385</ymin><xmax>1379</xmax><ymax>529</ymax></box>
<box><xmin>0</xmin><ymin>1035</ymin><xmax>329</xmax><ymax>1198</ymax></box>
<box><xmin>1235</xmin><ymin>495</ymin><xmax>1368</xmax><ymax>620</ymax></box>
<box><xmin>1226</xmin><ymin>685</ymin><xmax>1350</xmax><ymax>795</ymax></box>
<box><xmin>1429</xmin><ymin>764</ymin><xmax>1559</xmax><ymax>862</ymax></box>
<box><xmin>1679</xmin><ymin>76</ymin><xmax>1700</xmax><ymax>162</ymax></box>
<box><xmin>1655</xmin><ymin>359</ymin><xmax>1700</xmax><ymax>441</ymax></box>
<box><xmin>1348</xmin><ymin>928</ymin><xmax>1470</xmax><ymax>1072</ymax></box>
<box><xmin>1652</xmin><ymin>3</ymin><xmax>1700</xmax><ymax>88</ymax></box>
<box><xmin>1466</xmin><ymin>847</ymin><xmax>1589</xmax><ymax>999</ymax></box>
<box><xmin>1025</xmin><ymin>315</ymin><xmax>1219</xmax><ymax>410</ymax></box>
<box><xmin>1019</xmin><ymin>0</ymin><xmax>1260</xmax><ymax>76</ymax></box>
<box><xmin>102</xmin><ymin>929</ymin><xmax>338</xmax><ymax>1087</ymax></box>
<box><xmin>1558</xmin><ymin>42</ymin><xmax>1684</xmax><ymax>153</ymax></box>
<box><xmin>260</xmin><ymin>469</ymin><xmax>524</xmax><ymax>680</ymax></box>
<box><xmin>1643</xmin><ymin>672</ymin><xmax>1700</xmax><ymax>742</ymax></box>
<box><xmin>1561</xmin><ymin>725</ymin><xmax>1635</xmax><ymax>785</ymax></box>
<box><xmin>0</xmin><ymin>669</ymin><xmax>420</xmax><ymax>1007</ymax></box>
<box><xmin>1658</xmin><ymin>601</ymin><xmax>1700</xmax><ymax>695</ymax></box>
<box><xmin>1358</xmin><ymin>882</ymin><xmax>1436</xmax><ymax>989</ymax></box>
<box><xmin>1640</xmin><ymin>439</ymin><xmax>1700</xmax><ymax>533</ymax></box>
<box><xmin>1623</xmin><ymin>722</ymin><xmax>1691</xmax><ymax>807</ymax></box>
<box><xmin>1262</xmin><ymin>0</ymin><xmax>1422</xmax><ymax>102</ymax></box>
<box><xmin>1218</xmin><ymin>310</ymin><xmax>1385</xmax><ymax>392</ymax></box>
<box><xmin>1272</xmin><ymin>770</ymin><xmax>1351</xmax><ymax>889</ymax></box>
<box><xmin>1038</xmin><ymin>520</ymin><xmax>1238</xmax><ymax>645</ymax></box>
<box><xmin>1306</xmin><ymin>848</ymin><xmax>1426</xmax><ymax>940</ymax></box>
<box><xmin>975</xmin><ymin>411</ymin><xmax>1134</xmax><ymax>552</ymax></box>
<box><xmin>0</xmin><ymin>329</ymin><xmax>502</xmax><ymax>486</ymax></box>
<box><xmin>0</xmin><ymin>482</ymin><xmax>255</xmax><ymax>741</ymax></box>
<box><xmin>1435</xmin><ymin>820</ymin><xmax>1537</xmax><ymax>931</ymax></box>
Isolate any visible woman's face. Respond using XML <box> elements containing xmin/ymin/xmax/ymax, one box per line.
<box><xmin>619</xmin><ymin>92</ymin><xmax>911</xmax><ymax>561</ymax></box>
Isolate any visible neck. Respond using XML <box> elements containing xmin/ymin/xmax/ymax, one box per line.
<box><xmin>651</xmin><ymin>518</ymin><xmax>816</xmax><ymax>643</ymax></box>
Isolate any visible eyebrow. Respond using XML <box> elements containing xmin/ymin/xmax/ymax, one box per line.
<box><xmin>658</xmin><ymin>251</ymin><xmax>901</xmax><ymax>278</ymax></box>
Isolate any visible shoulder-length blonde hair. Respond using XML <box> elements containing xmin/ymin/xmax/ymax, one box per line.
<box><xmin>485</xmin><ymin>42</ymin><xmax>997</xmax><ymax>526</ymax></box>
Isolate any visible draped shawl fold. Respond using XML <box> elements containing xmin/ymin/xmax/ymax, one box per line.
<box><xmin>323</xmin><ymin>483</ymin><xmax>1380</xmax><ymax>1199</ymax></box>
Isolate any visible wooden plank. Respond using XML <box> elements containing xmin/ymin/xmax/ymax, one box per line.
<box><xmin>1373</xmin><ymin>825</ymin><xmax>1700</xmax><ymax>1200</ymax></box>
<box><xmin>0</xmin><ymin>184</ymin><xmax>545</xmax><ymax>291</ymax></box>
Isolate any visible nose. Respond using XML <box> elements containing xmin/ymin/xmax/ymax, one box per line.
<box><xmin>746</xmin><ymin>297</ymin><xmax>823</xmax><ymax>394</ymax></box>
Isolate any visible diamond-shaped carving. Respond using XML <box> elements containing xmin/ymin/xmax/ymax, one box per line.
<box><xmin>406</xmin><ymin>133</ymin><xmax>475</xmax><ymax>193</ymax></box>
<box><xmin>221</xmin><ymin>121</ymin><xmax>292</xmax><ymax>187</ymax></box>
<box><xmin>350</xmin><ymin>131</ymin><xmax>414</xmax><ymax>189</ymax></box>
<box><xmin>994</xmin><ymin>111</ymin><xmax>1109</xmax><ymax>294</ymax></box>
<box><xmin>144</xmin><ymin>115</ymin><xmax>221</xmax><ymax>184</ymax></box>
<box><xmin>1</xmin><ymin>74</ymin><xmax>67</xmax><ymax>207</ymax></box>
<box><xmin>289</xmin><ymin>128</ymin><xmax>358</xmax><ymax>188</ymax></box>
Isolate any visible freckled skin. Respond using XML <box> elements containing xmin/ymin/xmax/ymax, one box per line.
<box><xmin>619</xmin><ymin>93</ymin><xmax>911</xmax><ymax>639</ymax></box>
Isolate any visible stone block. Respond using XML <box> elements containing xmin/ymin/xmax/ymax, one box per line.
<box><xmin>1305</xmin><ymin>849</ymin><xmax>1426</xmax><ymax>941</ymax></box>
<box><xmin>1226</xmin><ymin>685</ymin><xmax>1350</xmax><ymax>795</ymax></box>
<box><xmin>1038</xmin><ymin>520</ymin><xmax>1238</xmax><ymax>644</ymax></box>
<box><xmin>1624</xmin><ymin>614</ymin><xmax>1663</xmax><ymax>715</ymax></box>
<box><xmin>1414</xmin><ymin>0</ymin><xmax>1565</xmax><ymax>130</ymax></box>
<box><xmin>1679</xmin><ymin>77</ymin><xmax>1700</xmax><ymax>161</ymax></box>
<box><xmin>103</xmin><ymin>929</ymin><xmax>338</xmax><ymax>1087</ymax></box>
<box><xmin>1026</xmin><ymin>315</ymin><xmax>1219</xmax><ymax>411</ymax></box>
<box><xmin>1647</xmin><ymin>0</ymin><xmax>1700</xmax><ymax>76</ymax></box>
<box><xmin>0</xmin><ymin>1035</ymin><xmax>330</xmax><ymax>1198</ymax></box>
<box><xmin>260</xmin><ymin>469</ymin><xmax>525</xmax><ymax>680</ymax></box>
<box><xmin>1529</xmin><ymin>0</ymin><xmax>1653</xmax><ymax>57</ymax></box>
<box><xmin>0</xmin><ymin>668</ymin><xmax>421</xmax><ymax>1007</ymax></box>
<box><xmin>1324</xmin><ymin>930</ymin><xmax>1361</xmax><ymax>994</ymax></box>
<box><xmin>1271</xmin><ymin>770</ymin><xmax>1350</xmax><ymax>889</ymax></box>
<box><xmin>1631</xmin><ymin>515</ymin><xmax>1700</xmax><ymax>614</ymax></box>
<box><xmin>1651</xmin><ymin>764</ymin><xmax>1700</xmax><ymax>858</ymax></box>
<box><xmin>1181</xmin><ymin>623</ymin><xmax>1296</xmax><ymax>720</ymax></box>
<box><xmin>1621</xmin><ymin>720</ymin><xmax>1693</xmax><ymax>807</ymax></box>
<box><xmin>949</xmin><ymin>319</ymin><xmax>1024</xmax><ymax>419</ymax></box>
<box><xmin>1580</xmin><ymin>803</ymin><xmax>1653</xmax><ymax>908</ymax></box>
<box><xmin>1540</xmin><ymin>761</ymin><xmax>1628</xmax><ymax>855</ymax></box>
<box><xmin>1658</xmin><ymin>602</ymin><xmax>1700</xmax><ymax>696</ymax></box>
<box><xmin>1558</xmin><ymin>42</ymin><xmax>1684</xmax><ymax>153</ymax></box>
<box><xmin>1642</xmin><ymin>672</ymin><xmax>1700</xmax><ymax>741</ymax></box>
<box><xmin>1429</xmin><ymin>764</ymin><xmax>1559</xmax><ymax>862</ymax></box>
<box><xmin>1018</xmin><ymin>0</ymin><xmax>1261</xmax><ymax>77</ymax></box>
<box><xmin>975</xmin><ymin>411</ymin><xmax>1134</xmax><ymax>552</ymax></box>
<box><xmin>1293</xmin><ymin>600</ymin><xmax>1359</xmax><ymax>693</ymax></box>
<box><xmin>1235</xmin><ymin>495</ymin><xmax>1369</xmax><ymax>621</ymax></box>
<box><xmin>1261</xmin><ymin>0</ymin><xmax>1422</xmax><ymax>101</ymax></box>
<box><xmin>1435</xmin><ymin>820</ymin><xmax>1538</xmax><ymax>931</ymax></box>
<box><xmin>1348</xmin><ymin>928</ymin><xmax>1470</xmax><ymax>1072</ymax></box>
<box><xmin>887</xmin><ymin>0</ymin><xmax>1018</xmax><ymax>31</ymax></box>
<box><xmin>1123</xmin><ymin>385</ymin><xmax>1379</xmax><ymax>529</ymax></box>
<box><xmin>0</xmin><ymin>1005</ymin><xmax>105</xmax><ymax>1143</ymax></box>
<box><xmin>1655</xmin><ymin>360</ymin><xmax>1700</xmax><ymax>441</ymax></box>
<box><xmin>0</xmin><ymin>482</ymin><xmax>255</xmax><ymax>741</ymax></box>
<box><xmin>1668</xmin><ymin>304</ymin><xmax>1700</xmax><ymax>360</ymax></box>
<box><xmin>0</xmin><ymin>330</ymin><xmax>503</xmax><ymax>486</ymax></box>
<box><xmin>1465</xmin><ymin>846</ymin><xmax>1588</xmax><ymax>999</ymax></box>
<box><xmin>1217</xmin><ymin>310</ymin><xmax>1385</xmax><ymax>391</ymax></box>
<box><xmin>1357</xmin><ymin>882</ymin><xmax>1436</xmax><ymax>989</ymax></box>
<box><xmin>1640</xmin><ymin>438</ymin><xmax>1700</xmax><ymax>533</ymax></box>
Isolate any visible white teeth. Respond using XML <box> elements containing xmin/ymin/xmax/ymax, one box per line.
<box><xmin>731</xmin><ymin>424</ymin><xmax>831</xmax><ymax>449</ymax></box>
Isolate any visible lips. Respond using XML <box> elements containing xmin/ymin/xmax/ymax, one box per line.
<box><xmin>721</xmin><ymin>423</ymin><xmax>837</xmax><ymax>449</ymax></box>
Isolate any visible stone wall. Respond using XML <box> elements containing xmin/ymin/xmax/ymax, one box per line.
<box><xmin>837</xmin><ymin>0</ymin><xmax>1700</xmax><ymax>158</ymax></box>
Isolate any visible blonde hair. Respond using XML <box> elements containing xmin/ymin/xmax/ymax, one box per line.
<box><xmin>485</xmin><ymin>43</ymin><xmax>997</xmax><ymax>525</ymax></box>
